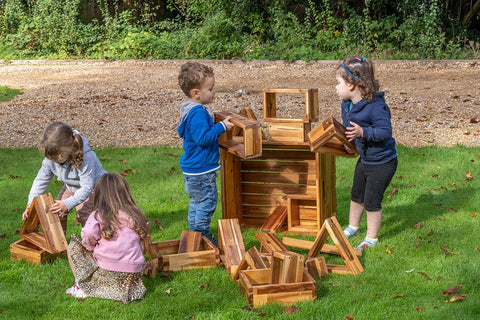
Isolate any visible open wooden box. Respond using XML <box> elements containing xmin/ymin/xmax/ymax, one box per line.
<box><xmin>238</xmin><ymin>268</ymin><xmax>316</xmax><ymax>307</ymax></box>
<box><xmin>148</xmin><ymin>236</ymin><xmax>220</xmax><ymax>272</ymax></box>
<box><xmin>10</xmin><ymin>239</ymin><xmax>65</xmax><ymax>264</ymax></box>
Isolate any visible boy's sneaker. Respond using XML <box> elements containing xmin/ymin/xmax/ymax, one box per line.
<box><xmin>66</xmin><ymin>283</ymin><xmax>87</xmax><ymax>298</ymax></box>
<box><xmin>356</xmin><ymin>238</ymin><xmax>379</xmax><ymax>250</ymax></box>
<box><xmin>343</xmin><ymin>226</ymin><xmax>358</xmax><ymax>238</ymax></box>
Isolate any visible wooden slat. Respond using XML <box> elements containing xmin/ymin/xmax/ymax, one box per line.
<box><xmin>308</xmin><ymin>117</ymin><xmax>358</xmax><ymax>157</ymax></box>
<box><xmin>306</xmin><ymin>256</ymin><xmax>328</xmax><ymax>279</ymax></box>
<box><xmin>242</xmin><ymin>182</ymin><xmax>316</xmax><ymax>196</ymax></box>
<box><xmin>242</xmin><ymin>194</ymin><xmax>287</xmax><ymax>206</ymax></box>
<box><xmin>270</xmin><ymin>251</ymin><xmax>305</xmax><ymax>284</ymax></box>
<box><xmin>220</xmin><ymin>149</ymin><xmax>243</xmax><ymax>221</ymax></box>
<box><xmin>241</xmin><ymin>160</ymin><xmax>315</xmax><ymax>173</ymax></box>
<box><xmin>260</xmin><ymin>205</ymin><xmax>288</xmax><ymax>233</ymax></box>
<box><xmin>241</xmin><ymin>171</ymin><xmax>316</xmax><ymax>185</ymax></box>
<box><xmin>259</xmin><ymin>148</ymin><xmax>316</xmax><ymax>161</ymax></box>
<box><xmin>165</xmin><ymin>250</ymin><xmax>217</xmax><ymax>272</ymax></box>
<box><xmin>178</xmin><ymin>231</ymin><xmax>202</xmax><ymax>254</ymax></box>
<box><xmin>254</xmin><ymin>233</ymin><xmax>288</xmax><ymax>254</ymax></box>
<box><xmin>231</xmin><ymin>246</ymin><xmax>268</xmax><ymax>281</ymax></box>
<box><xmin>218</xmin><ymin>219</ymin><xmax>246</xmax><ymax>274</ymax></box>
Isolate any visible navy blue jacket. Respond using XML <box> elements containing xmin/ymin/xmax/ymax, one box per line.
<box><xmin>177</xmin><ymin>102</ymin><xmax>226</xmax><ymax>175</ymax></box>
<box><xmin>341</xmin><ymin>92</ymin><xmax>396</xmax><ymax>165</ymax></box>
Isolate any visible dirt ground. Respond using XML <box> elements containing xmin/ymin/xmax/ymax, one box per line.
<box><xmin>0</xmin><ymin>59</ymin><xmax>479</xmax><ymax>149</ymax></box>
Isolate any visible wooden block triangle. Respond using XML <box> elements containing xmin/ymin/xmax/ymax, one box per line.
<box><xmin>20</xmin><ymin>193</ymin><xmax>67</xmax><ymax>254</ymax></box>
<box><xmin>178</xmin><ymin>231</ymin><xmax>202</xmax><ymax>253</ymax></box>
<box><xmin>306</xmin><ymin>216</ymin><xmax>363</xmax><ymax>275</ymax></box>
<box><xmin>218</xmin><ymin>219</ymin><xmax>246</xmax><ymax>274</ymax></box>
<box><xmin>260</xmin><ymin>205</ymin><xmax>288</xmax><ymax>233</ymax></box>
<box><xmin>231</xmin><ymin>246</ymin><xmax>269</xmax><ymax>281</ymax></box>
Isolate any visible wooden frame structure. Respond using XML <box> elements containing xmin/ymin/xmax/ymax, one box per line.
<box><xmin>219</xmin><ymin>88</ymin><xmax>337</xmax><ymax>234</ymax></box>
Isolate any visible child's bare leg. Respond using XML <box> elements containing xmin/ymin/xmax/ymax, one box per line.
<box><xmin>365</xmin><ymin>210</ymin><xmax>382</xmax><ymax>239</ymax></box>
<box><xmin>348</xmin><ymin>200</ymin><xmax>364</xmax><ymax>228</ymax></box>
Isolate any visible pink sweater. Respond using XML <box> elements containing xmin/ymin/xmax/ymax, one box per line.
<box><xmin>81</xmin><ymin>210</ymin><xmax>145</xmax><ymax>273</ymax></box>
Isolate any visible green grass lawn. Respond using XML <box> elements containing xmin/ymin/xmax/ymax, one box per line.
<box><xmin>0</xmin><ymin>145</ymin><xmax>479</xmax><ymax>319</ymax></box>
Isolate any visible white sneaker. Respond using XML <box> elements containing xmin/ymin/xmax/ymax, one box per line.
<box><xmin>66</xmin><ymin>283</ymin><xmax>87</xmax><ymax>298</ymax></box>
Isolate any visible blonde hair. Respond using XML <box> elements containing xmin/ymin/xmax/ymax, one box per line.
<box><xmin>93</xmin><ymin>173</ymin><xmax>150</xmax><ymax>241</ymax></box>
<box><xmin>337</xmin><ymin>56</ymin><xmax>379</xmax><ymax>102</ymax></box>
<box><xmin>178</xmin><ymin>62</ymin><xmax>214</xmax><ymax>97</ymax></box>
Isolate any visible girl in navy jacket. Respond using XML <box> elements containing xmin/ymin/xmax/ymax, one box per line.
<box><xmin>336</xmin><ymin>56</ymin><xmax>398</xmax><ymax>250</ymax></box>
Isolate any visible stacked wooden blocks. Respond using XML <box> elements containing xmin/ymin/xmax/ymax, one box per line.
<box><xmin>10</xmin><ymin>193</ymin><xmax>67</xmax><ymax>264</ymax></box>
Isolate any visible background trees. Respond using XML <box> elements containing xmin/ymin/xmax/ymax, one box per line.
<box><xmin>0</xmin><ymin>0</ymin><xmax>478</xmax><ymax>59</ymax></box>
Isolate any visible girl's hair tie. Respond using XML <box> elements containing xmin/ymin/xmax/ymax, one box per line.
<box><xmin>341</xmin><ymin>63</ymin><xmax>359</xmax><ymax>80</ymax></box>
<box><xmin>355</xmin><ymin>57</ymin><xmax>366</xmax><ymax>62</ymax></box>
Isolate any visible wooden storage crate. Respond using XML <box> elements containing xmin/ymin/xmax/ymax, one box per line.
<box><xmin>214</xmin><ymin>111</ymin><xmax>262</xmax><ymax>159</ymax></box>
<box><xmin>10</xmin><ymin>239</ymin><xmax>65</xmax><ymax>264</ymax></box>
<box><xmin>148</xmin><ymin>236</ymin><xmax>219</xmax><ymax>272</ymax></box>
<box><xmin>238</xmin><ymin>268</ymin><xmax>316</xmax><ymax>307</ymax></box>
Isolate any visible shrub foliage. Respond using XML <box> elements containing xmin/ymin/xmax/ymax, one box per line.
<box><xmin>0</xmin><ymin>0</ymin><xmax>479</xmax><ymax>60</ymax></box>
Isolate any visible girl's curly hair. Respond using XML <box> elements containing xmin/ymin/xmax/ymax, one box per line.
<box><xmin>337</xmin><ymin>56</ymin><xmax>379</xmax><ymax>102</ymax></box>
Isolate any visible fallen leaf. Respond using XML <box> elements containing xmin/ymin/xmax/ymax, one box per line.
<box><xmin>442</xmin><ymin>284</ymin><xmax>462</xmax><ymax>296</ymax></box>
<box><xmin>449</xmin><ymin>208</ymin><xmax>458</xmax><ymax>213</ymax></box>
<box><xmin>152</xmin><ymin>172</ymin><xmax>157</xmax><ymax>177</ymax></box>
<box><xmin>466</xmin><ymin>172</ymin><xmax>474</xmax><ymax>181</ymax></box>
<box><xmin>418</xmin><ymin>272</ymin><xmax>432</xmax><ymax>280</ymax></box>
<box><xmin>99</xmin><ymin>157</ymin><xmax>110</xmax><ymax>161</ymax></box>
<box><xmin>153</xmin><ymin>220</ymin><xmax>164</xmax><ymax>230</ymax></box>
<box><xmin>164</xmin><ymin>153</ymin><xmax>180</xmax><ymax>157</ymax></box>
<box><xmin>414</xmin><ymin>221</ymin><xmax>424</xmax><ymax>229</ymax></box>
<box><xmin>282</xmin><ymin>305</ymin><xmax>300</xmax><ymax>314</ymax></box>
<box><xmin>170</xmin><ymin>197</ymin><xmax>174</xmax><ymax>202</ymax></box>
<box><xmin>415</xmin><ymin>307</ymin><xmax>424</xmax><ymax>312</ymax></box>
<box><xmin>438</xmin><ymin>216</ymin><xmax>445</xmax><ymax>220</ymax></box>
<box><xmin>445</xmin><ymin>294</ymin><xmax>466</xmax><ymax>303</ymax></box>
<box><xmin>433</xmin><ymin>202</ymin><xmax>442</xmax><ymax>206</ymax></box>
<box><xmin>345</xmin><ymin>316</ymin><xmax>354</xmax><ymax>319</ymax></box>
<box><xmin>435</xmin><ymin>276</ymin><xmax>443</xmax><ymax>280</ymax></box>
<box><xmin>0</xmin><ymin>234</ymin><xmax>5</xmax><ymax>239</ymax></box>
<box><xmin>392</xmin><ymin>294</ymin><xmax>404</xmax><ymax>298</ymax></box>
<box><xmin>426</xmin><ymin>229</ymin><xmax>434</xmax><ymax>236</ymax></box>
<box><xmin>385</xmin><ymin>248</ymin><xmax>392</xmax><ymax>254</ymax></box>
<box><xmin>9</xmin><ymin>174</ymin><xmax>20</xmax><ymax>179</ymax></box>
<box><xmin>199</xmin><ymin>282</ymin><xmax>209</xmax><ymax>289</ymax></box>
<box><xmin>471</xmin><ymin>212</ymin><xmax>477</xmax><ymax>217</ymax></box>
<box><xmin>415</xmin><ymin>242</ymin><xmax>423</xmax><ymax>247</ymax></box>
<box><xmin>118</xmin><ymin>159</ymin><xmax>128</xmax><ymax>163</ymax></box>
<box><xmin>241</xmin><ymin>306</ymin><xmax>262</xmax><ymax>313</ymax></box>
<box><xmin>165</xmin><ymin>288</ymin><xmax>171</xmax><ymax>294</ymax></box>
<box><xmin>387</xmin><ymin>188</ymin><xmax>398</xmax><ymax>198</ymax></box>
<box><xmin>441</xmin><ymin>248</ymin><xmax>457</xmax><ymax>255</ymax></box>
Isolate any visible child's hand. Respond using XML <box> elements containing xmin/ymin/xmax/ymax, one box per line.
<box><xmin>50</xmin><ymin>200</ymin><xmax>68</xmax><ymax>217</ymax></box>
<box><xmin>22</xmin><ymin>207</ymin><xmax>30</xmax><ymax>221</ymax></box>
<box><xmin>346</xmin><ymin>122</ymin><xmax>363</xmax><ymax>142</ymax></box>
<box><xmin>223</xmin><ymin>116</ymin><xmax>235</xmax><ymax>131</ymax></box>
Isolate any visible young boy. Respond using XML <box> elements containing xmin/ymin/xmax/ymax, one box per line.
<box><xmin>177</xmin><ymin>62</ymin><xmax>233</xmax><ymax>246</ymax></box>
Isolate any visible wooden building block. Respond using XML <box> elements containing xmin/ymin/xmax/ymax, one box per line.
<box><xmin>239</xmin><ymin>268</ymin><xmax>316</xmax><ymax>307</ymax></box>
<box><xmin>305</xmin><ymin>257</ymin><xmax>328</xmax><ymax>279</ymax></box>
<box><xmin>307</xmin><ymin>216</ymin><xmax>364</xmax><ymax>275</ymax></box>
<box><xmin>262</xmin><ymin>89</ymin><xmax>319</xmax><ymax>123</ymax></box>
<box><xmin>268</xmin><ymin>122</ymin><xmax>311</xmax><ymax>143</ymax></box>
<box><xmin>254</xmin><ymin>232</ymin><xmax>288</xmax><ymax>254</ymax></box>
<box><xmin>215</xmin><ymin>111</ymin><xmax>262</xmax><ymax>159</ymax></box>
<box><xmin>287</xmin><ymin>194</ymin><xmax>318</xmax><ymax>234</ymax></box>
<box><xmin>148</xmin><ymin>236</ymin><xmax>219</xmax><ymax>272</ymax></box>
<box><xmin>10</xmin><ymin>239</ymin><xmax>65</xmax><ymax>265</ymax></box>
<box><xmin>231</xmin><ymin>246</ymin><xmax>269</xmax><ymax>281</ymax></box>
<box><xmin>20</xmin><ymin>193</ymin><xmax>67</xmax><ymax>254</ymax></box>
<box><xmin>282</xmin><ymin>236</ymin><xmax>362</xmax><ymax>257</ymax></box>
<box><xmin>308</xmin><ymin>117</ymin><xmax>358</xmax><ymax>157</ymax></box>
<box><xmin>218</xmin><ymin>219</ymin><xmax>246</xmax><ymax>274</ymax></box>
<box><xmin>178</xmin><ymin>231</ymin><xmax>202</xmax><ymax>253</ymax></box>
<box><xmin>270</xmin><ymin>251</ymin><xmax>305</xmax><ymax>284</ymax></box>
<box><xmin>260</xmin><ymin>205</ymin><xmax>287</xmax><ymax>233</ymax></box>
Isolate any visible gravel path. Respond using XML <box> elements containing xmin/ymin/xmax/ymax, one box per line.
<box><xmin>0</xmin><ymin>59</ymin><xmax>479</xmax><ymax>149</ymax></box>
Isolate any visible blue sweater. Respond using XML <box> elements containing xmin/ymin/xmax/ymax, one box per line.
<box><xmin>177</xmin><ymin>102</ymin><xmax>226</xmax><ymax>175</ymax></box>
<box><xmin>341</xmin><ymin>92</ymin><xmax>396</xmax><ymax>165</ymax></box>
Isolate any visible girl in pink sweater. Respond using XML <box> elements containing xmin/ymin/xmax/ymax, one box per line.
<box><xmin>66</xmin><ymin>173</ymin><xmax>150</xmax><ymax>303</ymax></box>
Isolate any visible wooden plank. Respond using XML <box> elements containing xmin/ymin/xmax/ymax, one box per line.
<box><xmin>282</xmin><ymin>237</ymin><xmax>362</xmax><ymax>256</ymax></box>
<box><xmin>259</xmin><ymin>148</ymin><xmax>316</xmax><ymax>161</ymax></box>
<box><xmin>20</xmin><ymin>232</ymin><xmax>48</xmax><ymax>252</ymax></box>
<box><xmin>260</xmin><ymin>205</ymin><xmax>288</xmax><ymax>233</ymax></box>
<box><xmin>306</xmin><ymin>256</ymin><xmax>328</xmax><ymax>279</ymax></box>
<box><xmin>242</xmin><ymin>182</ymin><xmax>316</xmax><ymax>196</ymax></box>
<box><xmin>241</xmin><ymin>160</ymin><xmax>315</xmax><ymax>173</ymax></box>
<box><xmin>268</xmin><ymin>122</ymin><xmax>310</xmax><ymax>143</ymax></box>
<box><xmin>178</xmin><ymin>231</ymin><xmax>202</xmax><ymax>254</ymax></box>
<box><xmin>165</xmin><ymin>250</ymin><xmax>217</xmax><ymax>272</ymax></box>
<box><xmin>254</xmin><ymin>232</ymin><xmax>288</xmax><ymax>254</ymax></box>
<box><xmin>231</xmin><ymin>246</ymin><xmax>268</xmax><ymax>281</ymax></box>
<box><xmin>218</xmin><ymin>219</ymin><xmax>246</xmax><ymax>274</ymax></box>
<box><xmin>20</xmin><ymin>193</ymin><xmax>67</xmax><ymax>254</ymax></box>
<box><xmin>220</xmin><ymin>149</ymin><xmax>243</xmax><ymax>221</ymax></box>
<box><xmin>242</xmin><ymin>194</ymin><xmax>287</xmax><ymax>207</ymax></box>
<box><xmin>10</xmin><ymin>239</ymin><xmax>64</xmax><ymax>264</ymax></box>
<box><xmin>270</xmin><ymin>251</ymin><xmax>305</xmax><ymax>284</ymax></box>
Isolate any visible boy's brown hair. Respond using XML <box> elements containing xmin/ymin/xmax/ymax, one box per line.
<box><xmin>337</xmin><ymin>56</ymin><xmax>380</xmax><ymax>102</ymax></box>
<box><xmin>178</xmin><ymin>62</ymin><xmax>214</xmax><ymax>97</ymax></box>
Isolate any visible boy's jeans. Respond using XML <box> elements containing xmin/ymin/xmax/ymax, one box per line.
<box><xmin>184</xmin><ymin>171</ymin><xmax>218</xmax><ymax>245</ymax></box>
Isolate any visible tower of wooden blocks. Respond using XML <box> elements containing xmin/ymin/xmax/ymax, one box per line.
<box><xmin>220</xmin><ymin>88</ymin><xmax>337</xmax><ymax>234</ymax></box>
<box><xmin>10</xmin><ymin>193</ymin><xmax>67</xmax><ymax>264</ymax></box>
